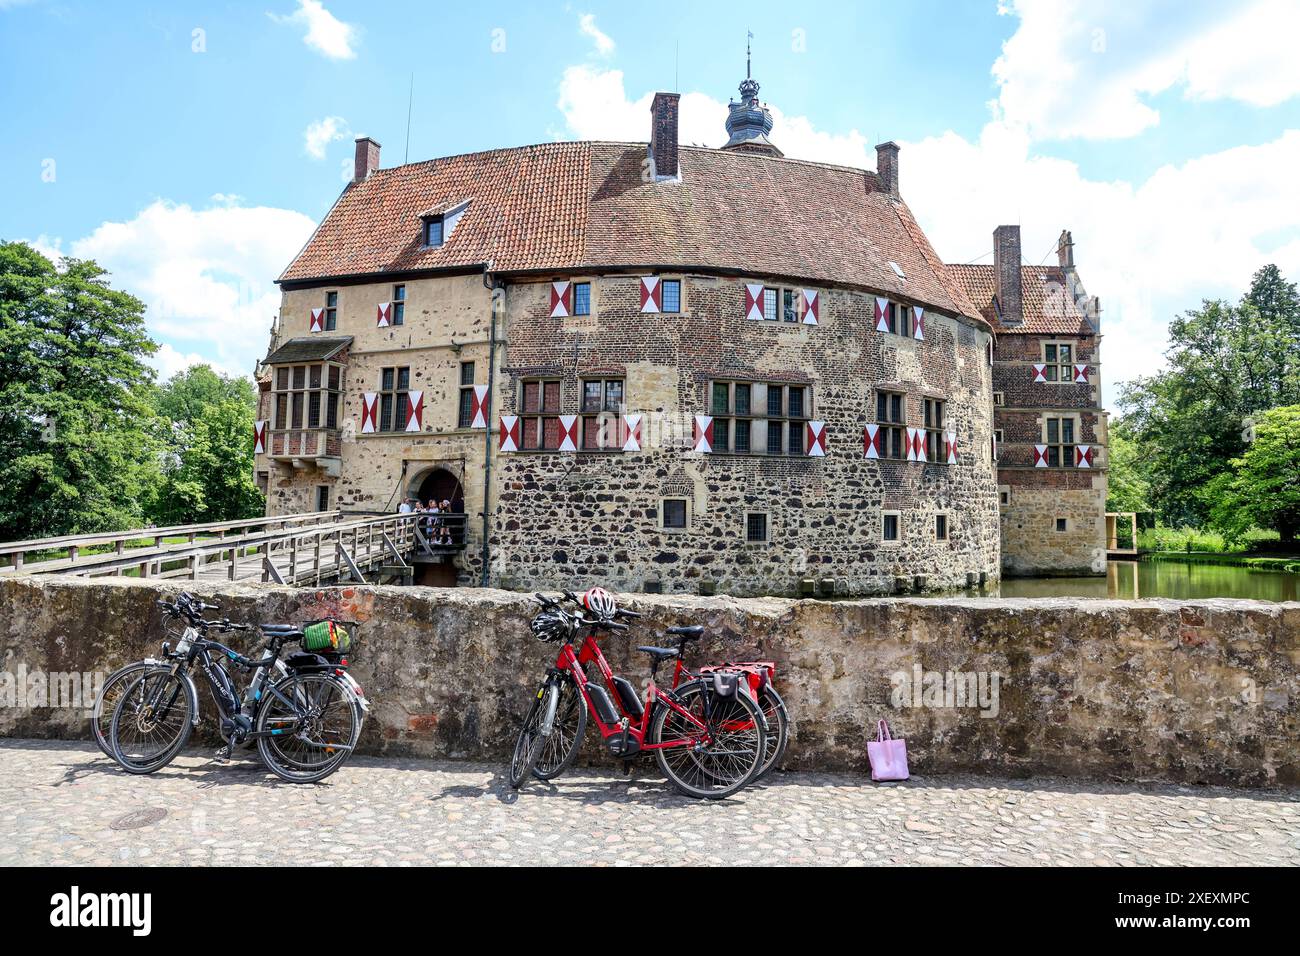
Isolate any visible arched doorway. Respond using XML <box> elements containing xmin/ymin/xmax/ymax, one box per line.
<box><xmin>409</xmin><ymin>467</ymin><xmax>466</xmax><ymax>588</ymax></box>
<box><xmin>413</xmin><ymin>467</ymin><xmax>464</xmax><ymax>512</ymax></box>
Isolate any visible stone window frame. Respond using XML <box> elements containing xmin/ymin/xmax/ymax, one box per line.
<box><xmin>993</xmin><ymin>390</ymin><xmax>1005</xmax><ymax>407</ymax></box>
<box><xmin>323</xmin><ymin>290</ymin><xmax>339</xmax><ymax>331</ymax></box>
<box><xmin>744</xmin><ymin>511</ymin><xmax>769</xmax><ymax>545</ymax></box>
<box><xmin>1041</xmin><ymin>412</ymin><xmax>1082</xmax><ymax>468</ymax></box>
<box><xmin>519</xmin><ymin>378</ymin><xmax>563</xmax><ymax>450</ymax></box>
<box><xmin>659</xmin><ymin>276</ymin><xmax>684</xmax><ymax>314</ymax></box>
<box><xmin>1055</xmin><ymin>517</ymin><xmax>1070</xmax><ymax>533</ymax></box>
<box><xmin>993</xmin><ymin>428</ymin><xmax>1004</xmax><ymax>462</ymax></box>
<box><xmin>272</xmin><ymin>361</ymin><xmax>342</xmax><ymax>432</ymax></box>
<box><xmin>579</xmin><ymin>377</ymin><xmax>626</xmax><ymax>451</ymax></box>
<box><xmin>998</xmin><ymin>485</ymin><xmax>1011</xmax><ymax>510</ymax></box>
<box><xmin>1041</xmin><ymin>340</ymin><xmax>1077</xmax><ymax>384</ymax></box>
<box><xmin>935</xmin><ymin>513</ymin><xmax>949</xmax><ymax>541</ymax></box>
<box><xmin>875</xmin><ymin>388</ymin><xmax>908</xmax><ymax>460</ymax></box>
<box><xmin>392</xmin><ymin>283</ymin><xmax>406</xmax><ymax>326</ymax></box>
<box><xmin>880</xmin><ymin>510</ymin><xmax>902</xmax><ymax>546</ymax></box>
<box><xmin>884</xmin><ymin>300</ymin><xmax>916</xmax><ymax>338</ymax></box>
<box><xmin>708</xmin><ymin>378</ymin><xmax>812</xmax><ymax>457</ymax></box>
<box><xmin>456</xmin><ymin>361</ymin><xmax>477</xmax><ymax>430</ymax></box>
<box><xmin>756</xmin><ymin>284</ymin><xmax>809</xmax><ymax>324</ymax></box>
<box><xmin>572</xmin><ymin>280</ymin><xmax>593</xmax><ymax>317</ymax></box>
<box><xmin>315</xmin><ymin>484</ymin><xmax>331</xmax><ymax>512</ymax></box>
<box><xmin>377</xmin><ymin>365</ymin><xmax>411</xmax><ymax>434</ymax></box>
<box><xmin>661</xmin><ymin>498</ymin><xmax>690</xmax><ymax>532</ymax></box>
<box><xmin>922</xmin><ymin>397</ymin><xmax>948</xmax><ymax>465</ymax></box>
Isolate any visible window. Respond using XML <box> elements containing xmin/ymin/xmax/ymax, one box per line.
<box><xmin>520</xmin><ymin>379</ymin><xmax>561</xmax><ymax>449</ymax></box>
<box><xmin>1044</xmin><ymin>415</ymin><xmax>1076</xmax><ymax>467</ymax></box>
<box><xmin>272</xmin><ymin>363</ymin><xmax>341</xmax><ymax>432</ymax></box>
<box><xmin>661</xmin><ymin>279</ymin><xmax>681</xmax><ymax>314</ymax></box>
<box><xmin>782</xmin><ymin>289</ymin><xmax>799</xmax><ymax>323</ymax></box>
<box><xmin>756</xmin><ymin>285</ymin><xmax>807</xmax><ymax>323</ymax></box>
<box><xmin>662</xmin><ymin>499</ymin><xmax>687</xmax><ymax>530</ymax></box>
<box><xmin>457</xmin><ymin>361</ymin><xmax>477</xmax><ymax>428</ymax></box>
<box><xmin>745</xmin><ymin>512</ymin><xmax>768</xmax><ymax>543</ymax></box>
<box><xmin>999</xmin><ymin>487</ymin><xmax>1011</xmax><ymax>508</ymax></box>
<box><xmin>316</xmin><ymin>485</ymin><xmax>331</xmax><ymax>512</ymax></box>
<box><xmin>993</xmin><ymin>391</ymin><xmax>1005</xmax><ymax>406</ymax></box>
<box><xmin>935</xmin><ymin>514</ymin><xmax>949</xmax><ymax>540</ymax></box>
<box><xmin>885</xmin><ymin>301</ymin><xmax>913</xmax><ymax>337</ymax></box>
<box><xmin>1055</xmin><ymin>517</ymin><xmax>1069</xmax><ymax>532</ymax></box>
<box><xmin>923</xmin><ymin>398</ymin><xmax>946</xmax><ymax>463</ymax></box>
<box><xmin>762</xmin><ymin>288</ymin><xmax>778</xmax><ymax>321</ymax></box>
<box><xmin>323</xmin><ymin>291</ymin><xmax>338</xmax><ymax>331</ymax></box>
<box><xmin>379</xmin><ymin>366</ymin><xmax>411</xmax><ymax>432</ymax></box>
<box><xmin>875</xmin><ymin>390</ymin><xmax>907</xmax><ymax>460</ymax></box>
<box><xmin>423</xmin><ymin>217</ymin><xmax>444</xmax><ymax>247</ymax></box>
<box><xmin>1043</xmin><ymin>342</ymin><xmax>1074</xmax><ymax>382</ymax></box>
<box><xmin>392</xmin><ymin>284</ymin><xmax>406</xmax><ymax>326</ymax></box>
<box><xmin>572</xmin><ymin>282</ymin><xmax>592</xmax><ymax>316</ymax></box>
<box><xmin>993</xmin><ymin>429</ymin><xmax>1003</xmax><ymax>461</ymax></box>
<box><xmin>709</xmin><ymin>380</ymin><xmax>810</xmax><ymax>455</ymax></box>
<box><xmin>580</xmin><ymin>378</ymin><xmax>624</xmax><ymax>449</ymax></box>
<box><xmin>882</xmin><ymin>512</ymin><xmax>901</xmax><ymax>543</ymax></box>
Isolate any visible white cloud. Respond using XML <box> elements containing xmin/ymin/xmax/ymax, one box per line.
<box><xmin>269</xmin><ymin>0</ymin><xmax>357</xmax><ymax>60</ymax></box>
<box><xmin>62</xmin><ymin>199</ymin><xmax>317</xmax><ymax>379</ymax></box>
<box><xmin>303</xmin><ymin>115</ymin><xmax>349</xmax><ymax>159</ymax></box>
<box><xmin>992</xmin><ymin>0</ymin><xmax>1300</xmax><ymax>141</ymax></box>
<box><xmin>578</xmin><ymin>13</ymin><xmax>615</xmax><ymax>57</ymax></box>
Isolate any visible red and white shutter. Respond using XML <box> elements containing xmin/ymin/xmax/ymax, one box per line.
<box><xmin>470</xmin><ymin>384</ymin><xmax>489</xmax><ymax>429</ymax></box>
<box><xmin>309</xmin><ymin>308</ymin><xmax>324</xmax><ymax>333</ymax></box>
<box><xmin>864</xmin><ymin>423</ymin><xmax>882</xmax><ymax>459</ymax></box>
<box><xmin>360</xmin><ymin>393</ymin><xmax>378</xmax><ymax>434</ymax></box>
<box><xmin>693</xmin><ymin>415</ymin><xmax>713</xmax><ymax>453</ymax></box>
<box><xmin>1076</xmin><ymin>445</ymin><xmax>1094</xmax><ymax>468</ymax></box>
<box><xmin>806</xmin><ymin>420</ymin><xmax>826</xmax><ymax>457</ymax></box>
<box><xmin>801</xmin><ymin>289</ymin><xmax>819</xmax><ymax>325</ymax></box>
<box><xmin>744</xmin><ymin>284</ymin><xmax>764</xmax><ymax>321</ymax></box>
<box><xmin>903</xmin><ymin>427</ymin><xmax>917</xmax><ymax>461</ymax></box>
<box><xmin>640</xmin><ymin>277</ymin><xmax>661</xmax><ymax>313</ymax></box>
<box><xmin>253</xmin><ymin>420</ymin><xmax>267</xmax><ymax>455</ymax></box>
<box><xmin>558</xmin><ymin>414</ymin><xmax>578</xmax><ymax>452</ymax></box>
<box><xmin>405</xmin><ymin>391</ymin><xmax>423</xmax><ymax>432</ymax></box>
<box><xmin>1033</xmin><ymin>444</ymin><xmax>1049</xmax><ymax>467</ymax></box>
<box><xmin>376</xmin><ymin>302</ymin><xmax>392</xmax><ymax>327</ymax></box>
<box><xmin>549</xmin><ymin>281</ymin><xmax>571</xmax><ymax>318</ymax></box>
<box><xmin>1032</xmin><ymin>363</ymin><xmax>1047</xmax><ymax>383</ymax></box>
<box><xmin>913</xmin><ymin>306</ymin><xmax>925</xmax><ymax>341</ymax></box>
<box><xmin>874</xmin><ymin>296</ymin><xmax>890</xmax><ymax>332</ymax></box>
<box><xmin>499</xmin><ymin>415</ymin><xmax>520</xmax><ymax>452</ymax></box>
<box><xmin>1073</xmin><ymin>364</ymin><xmax>1089</xmax><ymax>384</ymax></box>
<box><xmin>622</xmin><ymin>414</ymin><xmax>642</xmax><ymax>452</ymax></box>
<box><xmin>945</xmin><ymin>429</ymin><xmax>957</xmax><ymax>464</ymax></box>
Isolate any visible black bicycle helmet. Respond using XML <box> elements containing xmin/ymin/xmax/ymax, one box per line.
<box><xmin>581</xmin><ymin>586</ymin><xmax>617</xmax><ymax>621</ymax></box>
<box><xmin>529</xmin><ymin>608</ymin><xmax>574</xmax><ymax>643</ymax></box>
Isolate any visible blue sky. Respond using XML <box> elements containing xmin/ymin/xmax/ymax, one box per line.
<box><xmin>3</xmin><ymin>0</ymin><xmax>1299</xmax><ymax>402</ymax></box>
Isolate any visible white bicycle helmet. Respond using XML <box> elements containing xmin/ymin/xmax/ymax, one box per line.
<box><xmin>581</xmin><ymin>586</ymin><xmax>617</xmax><ymax>621</ymax></box>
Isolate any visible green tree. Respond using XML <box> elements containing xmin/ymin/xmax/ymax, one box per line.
<box><xmin>0</xmin><ymin>241</ymin><xmax>161</xmax><ymax>540</ymax></box>
<box><xmin>1206</xmin><ymin>405</ymin><xmax>1300</xmax><ymax>544</ymax></box>
<box><xmin>1104</xmin><ymin>420</ymin><xmax>1151</xmax><ymax>513</ymax></box>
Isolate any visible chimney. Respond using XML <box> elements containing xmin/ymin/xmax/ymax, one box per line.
<box><xmin>353</xmin><ymin>136</ymin><xmax>381</xmax><ymax>183</ymax></box>
<box><xmin>649</xmin><ymin>92</ymin><xmax>680</xmax><ymax>180</ymax></box>
<box><xmin>993</xmin><ymin>225</ymin><xmax>1023</xmax><ymax>326</ymax></box>
<box><xmin>1057</xmin><ymin>228</ymin><xmax>1075</xmax><ymax>271</ymax></box>
<box><xmin>875</xmin><ymin>141</ymin><xmax>899</xmax><ymax>198</ymax></box>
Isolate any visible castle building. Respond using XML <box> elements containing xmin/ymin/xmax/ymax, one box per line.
<box><xmin>254</xmin><ymin>71</ymin><xmax>1010</xmax><ymax>595</ymax></box>
<box><xmin>946</xmin><ymin>229</ymin><xmax>1107</xmax><ymax>575</ymax></box>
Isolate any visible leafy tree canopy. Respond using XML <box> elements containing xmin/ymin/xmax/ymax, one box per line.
<box><xmin>1205</xmin><ymin>405</ymin><xmax>1300</xmax><ymax>544</ymax></box>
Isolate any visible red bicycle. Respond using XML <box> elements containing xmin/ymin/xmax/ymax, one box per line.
<box><xmin>509</xmin><ymin>590</ymin><xmax>767</xmax><ymax>799</ymax></box>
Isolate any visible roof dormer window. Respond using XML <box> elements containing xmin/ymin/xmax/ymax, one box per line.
<box><xmin>423</xmin><ymin>217</ymin><xmax>444</xmax><ymax>248</ymax></box>
<box><xmin>419</xmin><ymin>198</ymin><xmax>471</xmax><ymax>250</ymax></box>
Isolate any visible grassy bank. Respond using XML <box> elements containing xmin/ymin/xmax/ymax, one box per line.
<box><xmin>1143</xmin><ymin>551</ymin><xmax>1300</xmax><ymax>573</ymax></box>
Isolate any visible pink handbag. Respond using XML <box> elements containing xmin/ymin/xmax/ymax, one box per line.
<box><xmin>867</xmin><ymin>719</ymin><xmax>909</xmax><ymax>781</ymax></box>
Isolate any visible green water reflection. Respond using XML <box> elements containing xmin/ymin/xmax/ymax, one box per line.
<box><xmin>992</xmin><ymin>560</ymin><xmax>1299</xmax><ymax>602</ymax></box>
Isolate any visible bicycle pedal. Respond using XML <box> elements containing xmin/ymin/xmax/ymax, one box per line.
<box><xmin>213</xmin><ymin>746</ymin><xmax>232</xmax><ymax>762</ymax></box>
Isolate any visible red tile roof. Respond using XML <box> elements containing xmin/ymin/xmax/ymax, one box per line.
<box><xmin>280</xmin><ymin>141</ymin><xmax>984</xmax><ymax>324</ymax></box>
<box><xmin>944</xmin><ymin>262</ymin><xmax>1095</xmax><ymax>335</ymax></box>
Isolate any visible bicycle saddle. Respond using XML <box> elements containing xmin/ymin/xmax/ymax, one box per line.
<box><xmin>665</xmin><ymin>625</ymin><xmax>704</xmax><ymax>640</ymax></box>
<box><xmin>636</xmin><ymin>646</ymin><xmax>680</xmax><ymax>661</ymax></box>
<box><xmin>261</xmin><ymin>624</ymin><xmax>304</xmax><ymax>636</ymax></box>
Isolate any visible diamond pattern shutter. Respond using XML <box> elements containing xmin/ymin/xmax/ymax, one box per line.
<box><xmin>904</xmin><ymin>427</ymin><xmax>918</xmax><ymax>461</ymax></box>
<box><xmin>640</xmin><ymin>277</ymin><xmax>662</xmax><ymax>313</ymax></box>
<box><xmin>693</xmin><ymin>415</ymin><xmax>713</xmax><ymax>453</ymax></box>
<box><xmin>310</xmin><ymin>308</ymin><xmax>324</xmax><ymax>333</ymax></box>
<box><xmin>1032</xmin><ymin>364</ymin><xmax>1047</xmax><ymax>383</ymax></box>
<box><xmin>744</xmin><ymin>284</ymin><xmax>764</xmax><ymax>321</ymax></box>
<box><xmin>549</xmin><ymin>281</ymin><xmax>572</xmax><ymax>318</ymax></box>
<box><xmin>499</xmin><ymin>415</ymin><xmax>520</xmax><ymax>452</ymax></box>
<box><xmin>558</xmin><ymin>415</ymin><xmax>578</xmax><ymax>452</ymax></box>
<box><xmin>1074</xmin><ymin>364</ymin><xmax>1089</xmax><ymax>384</ymax></box>
<box><xmin>875</xmin><ymin>297</ymin><xmax>890</xmax><ymax>332</ymax></box>
<box><xmin>360</xmin><ymin>393</ymin><xmax>378</xmax><ymax>434</ymax></box>
<box><xmin>913</xmin><ymin>306</ymin><xmax>925</xmax><ymax>341</ymax></box>
<box><xmin>376</xmin><ymin>302</ymin><xmax>391</xmax><ymax>327</ymax></box>
<box><xmin>253</xmin><ymin>420</ymin><xmax>267</xmax><ymax>454</ymax></box>
<box><xmin>621</xmin><ymin>414</ymin><xmax>642</xmax><ymax>452</ymax></box>
<box><xmin>945</xmin><ymin>429</ymin><xmax>957</xmax><ymax>464</ymax></box>
<box><xmin>1076</xmin><ymin>445</ymin><xmax>1094</xmax><ymax>468</ymax></box>
<box><xmin>801</xmin><ymin>290</ymin><xmax>819</xmax><ymax>325</ymax></box>
<box><xmin>405</xmin><ymin>391</ymin><xmax>423</xmax><ymax>431</ymax></box>
<box><xmin>1033</xmin><ymin>444</ymin><xmax>1049</xmax><ymax>467</ymax></box>
<box><xmin>470</xmin><ymin>385</ymin><xmax>489</xmax><ymax>429</ymax></box>
<box><xmin>863</xmin><ymin>423</ymin><xmax>881</xmax><ymax>459</ymax></box>
<box><xmin>806</xmin><ymin>421</ymin><xmax>826</xmax><ymax>457</ymax></box>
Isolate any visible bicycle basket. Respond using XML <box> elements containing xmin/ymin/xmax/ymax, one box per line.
<box><xmin>302</xmin><ymin>619</ymin><xmax>353</xmax><ymax>654</ymax></box>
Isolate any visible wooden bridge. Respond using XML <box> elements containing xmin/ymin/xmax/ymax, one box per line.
<box><xmin>0</xmin><ymin>511</ymin><xmax>467</xmax><ymax>586</ymax></box>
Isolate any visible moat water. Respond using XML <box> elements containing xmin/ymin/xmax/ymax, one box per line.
<box><xmin>986</xmin><ymin>560</ymin><xmax>1299</xmax><ymax>603</ymax></box>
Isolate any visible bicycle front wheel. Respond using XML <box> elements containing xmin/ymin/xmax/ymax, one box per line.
<box><xmin>109</xmin><ymin>667</ymin><xmax>194</xmax><ymax>774</ymax></box>
<box><xmin>533</xmin><ymin>673</ymin><xmax>586</xmax><ymax>781</ymax></box>
<box><xmin>508</xmin><ymin>681</ymin><xmax>552</xmax><ymax>790</ymax></box>
<box><xmin>255</xmin><ymin>672</ymin><xmax>359</xmax><ymax>784</ymax></box>
<box><xmin>651</xmin><ymin>681</ymin><xmax>765</xmax><ymax>800</ymax></box>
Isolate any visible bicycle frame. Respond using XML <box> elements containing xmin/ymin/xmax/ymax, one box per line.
<box><xmin>554</xmin><ymin>630</ymin><xmax>712</xmax><ymax>752</ymax></box>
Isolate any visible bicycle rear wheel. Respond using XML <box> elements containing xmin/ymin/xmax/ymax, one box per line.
<box><xmin>109</xmin><ymin>667</ymin><xmax>194</xmax><ymax>774</ymax></box>
<box><xmin>651</xmin><ymin>681</ymin><xmax>765</xmax><ymax>799</ymax></box>
<box><xmin>256</xmin><ymin>672</ymin><xmax>358</xmax><ymax>784</ymax></box>
<box><xmin>755</xmin><ymin>686</ymin><xmax>790</xmax><ymax>779</ymax></box>
<box><xmin>93</xmin><ymin>661</ymin><xmax>156</xmax><ymax>757</ymax></box>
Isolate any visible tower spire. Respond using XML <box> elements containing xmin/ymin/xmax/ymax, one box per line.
<box><xmin>722</xmin><ymin>31</ymin><xmax>782</xmax><ymax>157</ymax></box>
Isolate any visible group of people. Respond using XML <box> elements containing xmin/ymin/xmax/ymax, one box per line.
<box><xmin>398</xmin><ymin>497</ymin><xmax>458</xmax><ymax>546</ymax></box>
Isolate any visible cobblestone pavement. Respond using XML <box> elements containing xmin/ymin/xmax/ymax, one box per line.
<box><xmin>1</xmin><ymin>739</ymin><xmax>1297</xmax><ymax>866</ymax></box>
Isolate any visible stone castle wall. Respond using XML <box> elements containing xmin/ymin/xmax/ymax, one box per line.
<box><xmin>3</xmin><ymin>577</ymin><xmax>1296</xmax><ymax>787</ymax></box>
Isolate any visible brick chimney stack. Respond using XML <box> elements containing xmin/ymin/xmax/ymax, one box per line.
<box><xmin>993</xmin><ymin>225</ymin><xmax>1023</xmax><ymax>326</ymax></box>
<box><xmin>649</xmin><ymin>92</ymin><xmax>680</xmax><ymax>180</ymax></box>
<box><xmin>353</xmin><ymin>136</ymin><xmax>381</xmax><ymax>183</ymax></box>
<box><xmin>875</xmin><ymin>141</ymin><xmax>899</xmax><ymax>198</ymax></box>
<box><xmin>1057</xmin><ymin>228</ymin><xmax>1075</xmax><ymax>271</ymax></box>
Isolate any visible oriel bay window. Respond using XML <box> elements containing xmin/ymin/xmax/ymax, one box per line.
<box><xmin>379</xmin><ymin>366</ymin><xmax>410</xmax><ymax>433</ymax></box>
<box><xmin>273</xmin><ymin>363</ymin><xmax>341</xmax><ymax>431</ymax></box>
<box><xmin>875</xmin><ymin>389</ymin><xmax>907</xmax><ymax>460</ymax></box>
<box><xmin>1045</xmin><ymin>415</ymin><xmax>1077</xmax><ymax>467</ymax></box>
<box><xmin>710</xmin><ymin>380</ymin><xmax>810</xmax><ymax>455</ymax></box>
<box><xmin>581</xmin><ymin>378</ymin><xmax>624</xmax><ymax>449</ymax></box>
<box><xmin>521</xmin><ymin>379</ymin><xmax>561</xmax><ymax>450</ymax></box>
<box><xmin>923</xmin><ymin>398</ymin><xmax>946</xmax><ymax>463</ymax></box>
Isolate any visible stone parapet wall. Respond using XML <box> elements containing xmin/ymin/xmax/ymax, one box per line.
<box><xmin>2</xmin><ymin>577</ymin><xmax>1295</xmax><ymax>787</ymax></box>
